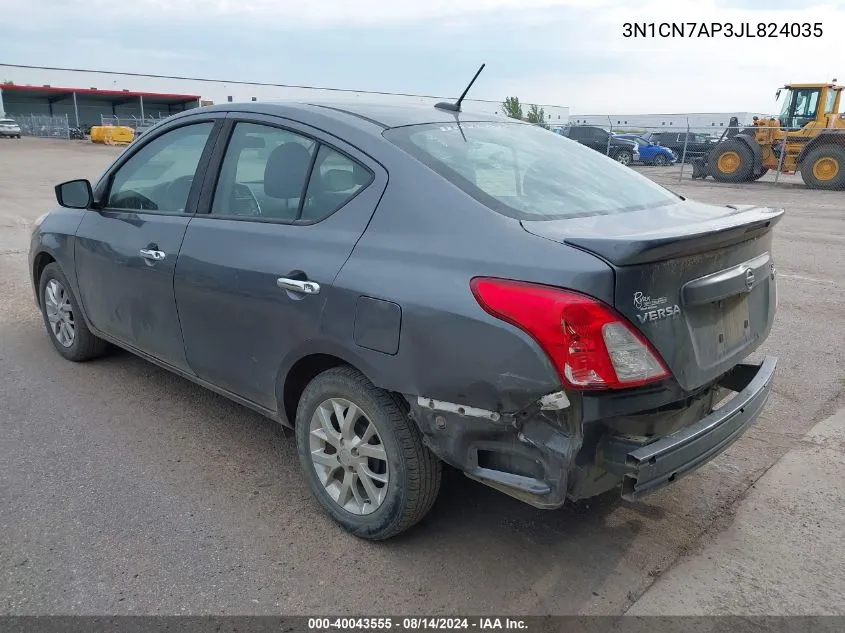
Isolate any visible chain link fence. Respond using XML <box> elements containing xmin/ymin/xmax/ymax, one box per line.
<box><xmin>552</xmin><ymin>117</ymin><xmax>845</xmax><ymax>187</ymax></box>
<box><xmin>14</xmin><ymin>114</ymin><xmax>70</xmax><ymax>139</ymax></box>
<box><xmin>99</xmin><ymin>115</ymin><xmax>168</xmax><ymax>130</ymax></box>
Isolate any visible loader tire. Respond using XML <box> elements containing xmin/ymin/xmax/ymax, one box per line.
<box><xmin>801</xmin><ymin>145</ymin><xmax>845</xmax><ymax>190</ymax></box>
<box><xmin>710</xmin><ymin>139</ymin><xmax>754</xmax><ymax>183</ymax></box>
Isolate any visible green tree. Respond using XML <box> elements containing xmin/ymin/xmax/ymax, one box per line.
<box><xmin>2</xmin><ymin>80</ymin><xmax>14</xmax><ymax>85</ymax></box>
<box><xmin>526</xmin><ymin>104</ymin><xmax>548</xmax><ymax>128</ymax></box>
<box><xmin>501</xmin><ymin>96</ymin><xmax>523</xmax><ymax>120</ymax></box>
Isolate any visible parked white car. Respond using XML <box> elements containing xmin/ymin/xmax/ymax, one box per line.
<box><xmin>0</xmin><ymin>118</ymin><xmax>22</xmax><ymax>138</ymax></box>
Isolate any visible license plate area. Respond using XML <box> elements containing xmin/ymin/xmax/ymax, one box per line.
<box><xmin>689</xmin><ymin>293</ymin><xmax>753</xmax><ymax>369</ymax></box>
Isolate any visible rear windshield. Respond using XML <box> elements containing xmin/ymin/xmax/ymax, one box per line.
<box><xmin>384</xmin><ymin>121</ymin><xmax>677</xmax><ymax>220</ymax></box>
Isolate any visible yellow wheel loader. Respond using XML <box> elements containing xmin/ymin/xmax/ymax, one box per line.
<box><xmin>709</xmin><ymin>82</ymin><xmax>845</xmax><ymax>189</ymax></box>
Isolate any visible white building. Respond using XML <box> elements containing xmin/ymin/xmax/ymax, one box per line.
<box><xmin>568</xmin><ymin>112</ymin><xmax>770</xmax><ymax>132</ymax></box>
<box><xmin>0</xmin><ymin>64</ymin><xmax>569</xmax><ymax>122</ymax></box>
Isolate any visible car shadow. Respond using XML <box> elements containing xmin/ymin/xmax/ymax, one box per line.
<box><xmin>37</xmin><ymin>341</ymin><xmax>673</xmax><ymax>613</ymax></box>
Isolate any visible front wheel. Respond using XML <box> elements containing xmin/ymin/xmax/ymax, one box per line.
<box><xmin>614</xmin><ymin>150</ymin><xmax>633</xmax><ymax>166</ymax></box>
<box><xmin>295</xmin><ymin>366</ymin><xmax>442</xmax><ymax>540</ymax></box>
<box><xmin>38</xmin><ymin>262</ymin><xmax>109</xmax><ymax>361</ymax></box>
<box><xmin>652</xmin><ymin>154</ymin><xmax>669</xmax><ymax>166</ymax></box>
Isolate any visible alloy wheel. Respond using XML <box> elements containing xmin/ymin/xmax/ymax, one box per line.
<box><xmin>308</xmin><ymin>397</ymin><xmax>389</xmax><ymax>515</ymax></box>
<box><xmin>44</xmin><ymin>279</ymin><xmax>75</xmax><ymax>348</ymax></box>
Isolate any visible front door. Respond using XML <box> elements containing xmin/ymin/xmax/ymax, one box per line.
<box><xmin>74</xmin><ymin>118</ymin><xmax>222</xmax><ymax>371</ymax></box>
<box><xmin>175</xmin><ymin>116</ymin><xmax>387</xmax><ymax>409</ymax></box>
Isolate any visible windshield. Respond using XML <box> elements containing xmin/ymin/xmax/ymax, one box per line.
<box><xmin>383</xmin><ymin>121</ymin><xmax>677</xmax><ymax>220</ymax></box>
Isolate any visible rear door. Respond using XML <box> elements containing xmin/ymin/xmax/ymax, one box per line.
<box><xmin>74</xmin><ymin>116</ymin><xmax>224</xmax><ymax>371</ymax></box>
<box><xmin>174</xmin><ymin>115</ymin><xmax>387</xmax><ymax>409</ymax></box>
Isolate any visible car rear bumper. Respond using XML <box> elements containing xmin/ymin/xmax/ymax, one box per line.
<box><xmin>409</xmin><ymin>357</ymin><xmax>776</xmax><ymax>510</ymax></box>
<box><xmin>598</xmin><ymin>356</ymin><xmax>777</xmax><ymax>501</ymax></box>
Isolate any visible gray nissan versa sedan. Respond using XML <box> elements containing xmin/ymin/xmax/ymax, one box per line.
<box><xmin>29</xmin><ymin>100</ymin><xmax>781</xmax><ymax>540</ymax></box>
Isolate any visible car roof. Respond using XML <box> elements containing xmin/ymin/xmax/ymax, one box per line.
<box><xmin>197</xmin><ymin>100</ymin><xmax>514</xmax><ymax>130</ymax></box>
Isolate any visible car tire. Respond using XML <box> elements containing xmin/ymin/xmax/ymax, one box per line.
<box><xmin>653</xmin><ymin>154</ymin><xmax>669</xmax><ymax>166</ymax></box>
<box><xmin>615</xmin><ymin>150</ymin><xmax>633</xmax><ymax>166</ymax></box>
<box><xmin>295</xmin><ymin>366</ymin><xmax>442</xmax><ymax>540</ymax></box>
<box><xmin>38</xmin><ymin>262</ymin><xmax>109</xmax><ymax>362</ymax></box>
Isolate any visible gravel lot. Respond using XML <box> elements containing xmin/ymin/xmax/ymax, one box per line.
<box><xmin>1</xmin><ymin>138</ymin><xmax>843</xmax><ymax>615</ymax></box>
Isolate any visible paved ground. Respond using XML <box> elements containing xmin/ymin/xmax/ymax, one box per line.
<box><xmin>1</xmin><ymin>138</ymin><xmax>843</xmax><ymax>616</ymax></box>
<box><xmin>630</xmin><ymin>408</ymin><xmax>845</xmax><ymax>616</ymax></box>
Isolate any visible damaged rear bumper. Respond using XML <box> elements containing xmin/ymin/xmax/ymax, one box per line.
<box><xmin>598</xmin><ymin>356</ymin><xmax>777</xmax><ymax>501</ymax></box>
<box><xmin>409</xmin><ymin>393</ymin><xmax>579</xmax><ymax>510</ymax></box>
<box><xmin>408</xmin><ymin>356</ymin><xmax>776</xmax><ymax>510</ymax></box>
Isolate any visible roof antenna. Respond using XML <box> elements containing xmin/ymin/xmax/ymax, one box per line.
<box><xmin>435</xmin><ymin>64</ymin><xmax>486</xmax><ymax>112</ymax></box>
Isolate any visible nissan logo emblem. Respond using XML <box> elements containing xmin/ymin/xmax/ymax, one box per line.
<box><xmin>745</xmin><ymin>268</ymin><xmax>755</xmax><ymax>290</ymax></box>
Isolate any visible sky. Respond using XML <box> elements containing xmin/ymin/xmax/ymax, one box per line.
<box><xmin>1</xmin><ymin>0</ymin><xmax>844</xmax><ymax>114</ymax></box>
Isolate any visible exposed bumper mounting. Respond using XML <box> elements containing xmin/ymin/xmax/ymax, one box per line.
<box><xmin>600</xmin><ymin>356</ymin><xmax>777</xmax><ymax>501</ymax></box>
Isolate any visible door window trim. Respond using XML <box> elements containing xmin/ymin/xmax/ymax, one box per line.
<box><xmin>94</xmin><ymin>117</ymin><xmax>225</xmax><ymax>218</ymax></box>
<box><xmin>195</xmin><ymin>116</ymin><xmax>376</xmax><ymax>226</ymax></box>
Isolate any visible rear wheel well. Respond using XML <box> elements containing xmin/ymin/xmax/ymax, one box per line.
<box><xmin>282</xmin><ymin>354</ymin><xmax>349</xmax><ymax>425</ymax></box>
<box><xmin>33</xmin><ymin>252</ymin><xmax>56</xmax><ymax>307</ymax></box>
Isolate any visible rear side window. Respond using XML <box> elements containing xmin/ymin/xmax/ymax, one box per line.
<box><xmin>211</xmin><ymin>122</ymin><xmax>372</xmax><ymax>222</ymax></box>
<box><xmin>300</xmin><ymin>145</ymin><xmax>373</xmax><ymax>221</ymax></box>
<box><xmin>384</xmin><ymin>121</ymin><xmax>677</xmax><ymax>220</ymax></box>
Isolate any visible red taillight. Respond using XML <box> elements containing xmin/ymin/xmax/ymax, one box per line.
<box><xmin>470</xmin><ymin>277</ymin><xmax>670</xmax><ymax>390</ymax></box>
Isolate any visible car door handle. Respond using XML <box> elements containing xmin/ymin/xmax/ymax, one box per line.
<box><xmin>277</xmin><ymin>277</ymin><xmax>320</xmax><ymax>295</ymax></box>
<box><xmin>140</xmin><ymin>249</ymin><xmax>166</xmax><ymax>262</ymax></box>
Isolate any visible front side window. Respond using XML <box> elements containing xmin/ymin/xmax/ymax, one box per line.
<box><xmin>211</xmin><ymin>122</ymin><xmax>372</xmax><ymax>222</ymax></box>
<box><xmin>106</xmin><ymin>122</ymin><xmax>214</xmax><ymax>213</ymax></box>
<box><xmin>384</xmin><ymin>121</ymin><xmax>677</xmax><ymax>221</ymax></box>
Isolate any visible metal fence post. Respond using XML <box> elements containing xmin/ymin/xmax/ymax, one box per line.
<box><xmin>606</xmin><ymin>116</ymin><xmax>613</xmax><ymax>157</ymax></box>
<box><xmin>773</xmin><ymin>130</ymin><xmax>787</xmax><ymax>186</ymax></box>
<box><xmin>678</xmin><ymin>118</ymin><xmax>690</xmax><ymax>182</ymax></box>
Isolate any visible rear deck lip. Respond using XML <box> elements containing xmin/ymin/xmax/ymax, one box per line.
<box><xmin>618</xmin><ymin>355</ymin><xmax>777</xmax><ymax>501</ymax></box>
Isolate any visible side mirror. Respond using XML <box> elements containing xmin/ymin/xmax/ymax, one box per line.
<box><xmin>55</xmin><ymin>179</ymin><xmax>93</xmax><ymax>209</ymax></box>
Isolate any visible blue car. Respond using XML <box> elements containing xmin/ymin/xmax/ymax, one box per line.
<box><xmin>615</xmin><ymin>134</ymin><xmax>676</xmax><ymax>166</ymax></box>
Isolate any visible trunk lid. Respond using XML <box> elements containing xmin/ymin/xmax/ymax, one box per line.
<box><xmin>521</xmin><ymin>200</ymin><xmax>783</xmax><ymax>392</ymax></box>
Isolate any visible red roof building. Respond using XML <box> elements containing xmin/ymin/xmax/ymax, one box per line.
<box><xmin>0</xmin><ymin>83</ymin><xmax>201</xmax><ymax>127</ymax></box>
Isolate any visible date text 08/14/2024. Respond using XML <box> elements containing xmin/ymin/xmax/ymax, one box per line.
<box><xmin>623</xmin><ymin>22</ymin><xmax>823</xmax><ymax>38</ymax></box>
<box><xmin>308</xmin><ymin>618</ymin><xmax>528</xmax><ymax>631</ymax></box>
